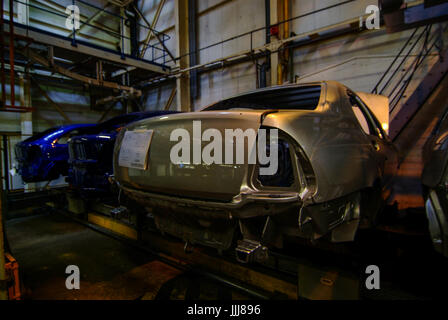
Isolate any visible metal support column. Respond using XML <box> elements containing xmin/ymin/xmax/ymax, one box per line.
<box><xmin>269</xmin><ymin>0</ymin><xmax>290</xmax><ymax>85</ymax></box>
<box><xmin>0</xmin><ymin>0</ymin><xmax>6</xmax><ymax>106</ymax></box>
<box><xmin>0</xmin><ymin>137</ymin><xmax>7</xmax><ymax>300</ymax></box>
<box><xmin>175</xmin><ymin>0</ymin><xmax>191</xmax><ymax>111</ymax></box>
<box><xmin>265</xmin><ymin>0</ymin><xmax>271</xmax><ymax>45</ymax></box>
<box><xmin>258</xmin><ymin>0</ymin><xmax>271</xmax><ymax>88</ymax></box>
<box><xmin>188</xmin><ymin>0</ymin><xmax>199</xmax><ymax>100</ymax></box>
<box><xmin>269</xmin><ymin>0</ymin><xmax>280</xmax><ymax>85</ymax></box>
<box><xmin>0</xmin><ymin>5</ymin><xmax>8</xmax><ymax>300</ymax></box>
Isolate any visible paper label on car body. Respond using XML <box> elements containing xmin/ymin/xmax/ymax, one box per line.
<box><xmin>118</xmin><ymin>129</ymin><xmax>154</xmax><ymax>170</ymax></box>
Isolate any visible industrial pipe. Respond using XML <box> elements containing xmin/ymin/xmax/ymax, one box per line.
<box><xmin>9</xmin><ymin>0</ymin><xmax>15</xmax><ymax>107</ymax></box>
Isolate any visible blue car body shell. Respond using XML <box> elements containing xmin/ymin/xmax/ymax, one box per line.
<box><xmin>14</xmin><ymin>124</ymin><xmax>96</xmax><ymax>183</ymax></box>
<box><xmin>68</xmin><ymin>111</ymin><xmax>179</xmax><ymax>193</ymax></box>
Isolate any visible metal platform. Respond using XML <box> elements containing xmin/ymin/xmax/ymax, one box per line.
<box><xmin>1</xmin><ymin>0</ymin><xmax>173</xmax><ymax>107</ymax></box>
<box><xmin>8</xmin><ymin>22</ymin><xmax>170</xmax><ymax>76</ymax></box>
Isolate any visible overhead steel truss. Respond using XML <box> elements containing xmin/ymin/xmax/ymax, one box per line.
<box><xmin>1</xmin><ymin>0</ymin><xmax>175</xmax><ymax>113</ymax></box>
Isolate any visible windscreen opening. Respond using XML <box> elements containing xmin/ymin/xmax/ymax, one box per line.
<box><xmin>96</xmin><ymin>114</ymin><xmax>144</xmax><ymax>133</ymax></box>
<box><xmin>95</xmin><ymin>111</ymin><xmax>179</xmax><ymax>134</ymax></box>
<box><xmin>204</xmin><ymin>85</ymin><xmax>322</xmax><ymax>111</ymax></box>
<box><xmin>23</xmin><ymin>127</ymin><xmax>63</xmax><ymax>142</ymax></box>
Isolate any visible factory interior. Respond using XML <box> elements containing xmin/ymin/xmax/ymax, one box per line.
<box><xmin>1</xmin><ymin>0</ymin><xmax>448</xmax><ymax>304</ymax></box>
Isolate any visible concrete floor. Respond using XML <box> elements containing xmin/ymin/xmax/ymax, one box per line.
<box><xmin>5</xmin><ymin>212</ymin><xmax>182</xmax><ymax>300</ymax></box>
<box><xmin>5</xmin><ymin>211</ymin><xmax>253</xmax><ymax>300</ymax></box>
<box><xmin>6</xmin><ymin>209</ymin><xmax>447</xmax><ymax>300</ymax></box>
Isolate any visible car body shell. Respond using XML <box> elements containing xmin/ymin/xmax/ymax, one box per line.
<box><xmin>67</xmin><ymin>111</ymin><xmax>180</xmax><ymax>193</ymax></box>
<box><xmin>14</xmin><ymin>124</ymin><xmax>96</xmax><ymax>183</ymax></box>
<box><xmin>422</xmin><ymin>107</ymin><xmax>448</xmax><ymax>257</ymax></box>
<box><xmin>113</xmin><ymin>81</ymin><xmax>398</xmax><ymax>251</ymax></box>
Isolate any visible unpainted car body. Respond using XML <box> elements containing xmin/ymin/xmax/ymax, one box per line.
<box><xmin>15</xmin><ymin>124</ymin><xmax>95</xmax><ymax>183</ymax></box>
<box><xmin>113</xmin><ymin>81</ymin><xmax>398</xmax><ymax>261</ymax></box>
<box><xmin>67</xmin><ymin>111</ymin><xmax>179</xmax><ymax>193</ymax></box>
<box><xmin>422</xmin><ymin>107</ymin><xmax>448</xmax><ymax>257</ymax></box>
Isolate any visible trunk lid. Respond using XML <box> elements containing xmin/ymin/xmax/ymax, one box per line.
<box><xmin>114</xmin><ymin>111</ymin><xmax>266</xmax><ymax>201</ymax></box>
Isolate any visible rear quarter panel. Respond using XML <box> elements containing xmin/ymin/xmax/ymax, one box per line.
<box><xmin>262</xmin><ymin>83</ymin><xmax>379</xmax><ymax>203</ymax></box>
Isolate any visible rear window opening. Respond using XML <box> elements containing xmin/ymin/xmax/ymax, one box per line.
<box><xmin>204</xmin><ymin>85</ymin><xmax>322</xmax><ymax>111</ymax></box>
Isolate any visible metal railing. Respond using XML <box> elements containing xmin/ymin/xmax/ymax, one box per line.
<box><xmin>372</xmin><ymin>23</ymin><xmax>446</xmax><ymax>115</ymax></box>
<box><xmin>7</xmin><ymin>0</ymin><xmax>171</xmax><ymax>65</ymax></box>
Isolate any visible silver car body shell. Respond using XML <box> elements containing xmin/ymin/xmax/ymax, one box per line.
<box><xmin>113</xmin><ymin>81</ymin><xmax>397</xmax><ymax>246</ymax></box>
<box><xmin>422</xmin><ymin>111</ymin><xmax>448</xmax><ymax>257</ymax></box>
